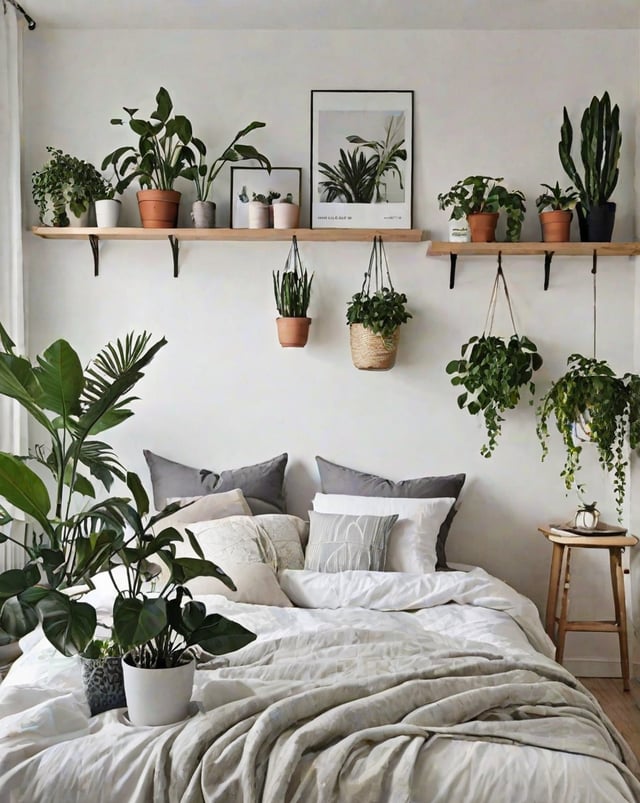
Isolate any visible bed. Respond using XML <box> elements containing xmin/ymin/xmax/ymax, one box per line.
<box><xmin>0</xmin><ymin>565</ymin><xmax>638</xmax><ymax>802</ymax></box>
<box><xmin>1</xmin><ymin>453</ymin><xmax>639</xmax><ymax>801</ymax></box>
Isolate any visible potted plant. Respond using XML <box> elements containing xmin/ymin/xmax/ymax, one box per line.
<box><xmin>536</xmin><ymin>353</ymin><xmax>640</xmax><ymax>519</ymax></box>
<box><xmin>437</xmin><ymin>175</ymin><xmax>526</xmax><ymax>242</ymax></box>
<box><xmin>101</xmin><ymin>87</ymin><xmax>195</xmax><ymax>228</ymax></box>
<box><xmin>346</xmin><ymin>236</ymin><xmax>411</xmax><ymax>370</ymax></box>
<box><xmin>32</xmin><ymin>147</ymin><xmax>106</xmax><ymax>227</ymax></box>
<box><xmin>272</xmin><ymin>193</ymin><xmax>300</xmax><ymax>230</ymax></box>
<box><xmin>535</xmin><ymin>181</ymin><xmax>579</xmax><ymax>242</ymax></box>
<box><xmin>93</xmin><ymin>174</ymin><xmax>122</xmax><ymax>228</ymax></box>
<box><xmin>446</xmin><ymin>334</ymin><xmax>543</xmax><ymax>457</ymax></box>
<box><xmin>445</xmin><ymin>262</ymin><xmax>543</xmax><ymax>457</ymax></box>
<box><xmin>101</xmin><ymin>473</ymin><xmax>257</xmax><ymax>726</ymax></box>
<box><xmin>272</xmin><ymin>235</ymin><xmax>314</xmax><ymax>347</ymax></box>
<box><xmin>558</xmin><ymin>91</ymin><xmax>622</xmax><ymax>242</ymax></box>
<box><xmin>181</xmin><ymin>123</ymin><xmax>271</xmax><ymax>228</ymax></box>
<box><xmin>248</xmin><ymin>190</ymin><xmax>280</xmax><ymax>229</ymax></box>
<box><xmin>0</xmin><ymin>324</ymin><xmax>167</xmax><ymax>656</ymax></box>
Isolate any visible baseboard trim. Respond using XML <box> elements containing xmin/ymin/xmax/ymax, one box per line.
<box><xmin>564</xmin><ymin>659</ymin><xmax>622</xmax><ymax>677</ymax></box>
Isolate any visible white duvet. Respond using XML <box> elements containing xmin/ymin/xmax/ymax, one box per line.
<box><xmin>0</xmin><ymin>567</ymin><xmax>638</xmax><ymax>803</ymax></box>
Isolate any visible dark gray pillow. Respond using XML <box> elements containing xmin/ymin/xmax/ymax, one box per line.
<box><xmin>144</xmin><ymin>450</ymin><xmax>288</xmax><ymax>515</ymax></box>
<box><xmin>315</xmin><ymin>456</ymin><xmax>465</xmax><ymax>570</ymax></box>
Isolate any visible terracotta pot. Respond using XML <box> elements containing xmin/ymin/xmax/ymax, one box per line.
<box><xmin>349</xmin><ymin>324</ymin><xmax>399</xmax><ymax>371</ymax></box>
<box><xmin>467</xmin><ymin>212</ymin><xmax>499</xmax><ymax>243</ymax></box>
<box><xmin>136</xmin><ymin>189</ymin><xmax>181</xmax><ymax>228</ymax></box>
<box><xmin>539</xmin><ymin>210</ymin><xmax>572</xmax><ymax>243</ymax></box>
<box><xmin>276</xmin><ymin>317</ymin><xmax>311</xmax><ymax>348</ymax></box>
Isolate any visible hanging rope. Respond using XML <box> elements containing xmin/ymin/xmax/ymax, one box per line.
<box><xmin>361</xmin><ymin>235</ymin><xmax>393</xmax><ymax>295</ymax></box>
<box><xmin>3</xmin><ymin>0</ymin><xmax>36</xmax><ymax>30</ymax></box>
<box><xmin>592</xmin><ymin>249</ymin><xmax>597</xmax><ymax>359</ymax></box>
<box><xmin>483</xmin><ymin>252</ymin><xmax>518</xmax><ymax>337</ymax></box>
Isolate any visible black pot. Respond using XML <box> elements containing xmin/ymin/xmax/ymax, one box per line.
<box><xmin>576</xmin><ymin>202</ymin><xmax>616</xmax><ymax>242</ymax></box>
<box><xmin>81</xmin><ymin>655</ymin><xmax>126</xmax><ymax>716</ymax></box>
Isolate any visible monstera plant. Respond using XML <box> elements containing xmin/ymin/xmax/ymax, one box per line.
<box><xmin>0</xmin><ymin>324</ymin><xmax>166</xmax><ymax>654</ymax></box>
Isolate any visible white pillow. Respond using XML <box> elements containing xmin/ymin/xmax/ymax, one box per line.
<box><xmin>312</xmin><ymin>493</ymin><xmax>455</xmax><ymax>573</ymax></box>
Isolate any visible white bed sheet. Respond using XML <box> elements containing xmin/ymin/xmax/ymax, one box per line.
<box><xmin>0</xmin><ymin>567</ymin><xmax>638</xmax><ymax>803</ymax></box>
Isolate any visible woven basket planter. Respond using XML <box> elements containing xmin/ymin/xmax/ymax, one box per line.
<box><xmin>349</xmin><ymin>324</ymin><xmax>399</xmax><ymax>371</ymax></box>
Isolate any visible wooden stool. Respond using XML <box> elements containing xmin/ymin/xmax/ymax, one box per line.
<box><xmin>539</xmin><ymin>527</ymin><xmax>637</xmax><ymax>691</ymax></box>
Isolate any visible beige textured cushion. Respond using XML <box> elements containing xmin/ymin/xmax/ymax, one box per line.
<box><xmin>184</xmin><ymin>560</ymin><xmax>292</xmax><ymax>606</ymax></box>
<box><xmin>159</xmin><ymin>489</ymin><xmax>252</xmax><ymax>528</ymax></box>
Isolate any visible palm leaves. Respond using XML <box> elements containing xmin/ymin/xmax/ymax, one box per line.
<box><xmin>318</xmin><ymin>114</ymin><xmax>407</xmax><ymax>204</ymax></box>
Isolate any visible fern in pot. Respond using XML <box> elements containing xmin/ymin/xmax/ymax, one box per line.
<box><xmin>272</xmin><ymin>235</ymin><xmax>314</xmax><ymax>347</ymax></box>
<box><xmin>446</xmin><ymin>260</ymin><xmax>543</xmax><ymax>457</ymax></box>
<box><xmin>346</xmin><ymin>236</ymin><xmax>411</xmax><ymax>370</ymax></box>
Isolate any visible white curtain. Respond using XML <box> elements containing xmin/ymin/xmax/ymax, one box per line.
<box><xmin>0</xmin><ymin>4</ymin><xmax>27</xmax><ymax>570</ymax></box>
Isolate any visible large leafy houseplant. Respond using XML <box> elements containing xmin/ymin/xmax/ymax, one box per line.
<box><xmin>32</xmin><ymin>147</ymin><xmax>107</xmax><ymax>226</ymax></box>
<box><xmin>558</xmin><ymin>91</ymin><xmax>622</xmax><ymax>241</ymax></box>
<box><xmin>437</xmin><ymin>175</ymin><xmax>526</xmax><ymax>242</ymax></box>
<box><xmin>103</xmin><ymin>473</ymin><xmax>257</xmax><ymax>668</ymax></box>
<box><xmin>446</xmin><ymin>264</ymin><xmax>543</xmax><ymax>457</ymax></box>
<box><xmin>536</xmin><ymin>353</ymin><xmax>640</xmax><ymax>518</ymax></box>
<box><xmin>102</xmin><ymin>87</ymin><xmax>194</xmax><ymax>193</ymax></box>
<box><xmin>0</xmin><ymin>324</ymin><xmax>166</xmax><ymax>654</ymax></box>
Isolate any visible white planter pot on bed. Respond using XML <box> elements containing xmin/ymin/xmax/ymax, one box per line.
<box><xmin>122</xmin><ymin>654</ymin><xmax>195</xmax><ymax>726</ymax></box>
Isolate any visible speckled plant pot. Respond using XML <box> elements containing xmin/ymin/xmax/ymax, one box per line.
<box><xmin>81</xmin><ymin>656</ymin><xmax>127</xmax><ymax>716</ymax></box>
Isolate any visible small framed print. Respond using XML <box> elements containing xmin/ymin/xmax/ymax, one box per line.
<box><xmin>230</xmin><ymin>167</ymin><xmax>302</xmax><ymax>228</ymax></box>
<box><xmin>310</xmin><ymin>89</ymin><xmax>414</xmax><ymax>229</ymax></box>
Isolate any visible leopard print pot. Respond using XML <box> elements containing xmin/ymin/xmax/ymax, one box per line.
<box><xmin>81</xmin><ymin>656</ymin><xmax>127</xmax><ymax>716</ymax></box>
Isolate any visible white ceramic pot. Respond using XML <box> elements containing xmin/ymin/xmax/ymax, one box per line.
<box><xmin>272</xmin><ymin>202</ymin><xmax>300</xmax><ymax>229</ymax></box>
<box><xmin>94</xmin><ymin>199</ymin><xmax>121</xmax><ymax>228</ymax></box>
<box><xmin>67</xmin><ymin>209</ymin><xmax>90</xmax><ymax>227</ymax></box>
<box><xmin>448</xmin><ymin>217</ymin><xmax>470</xmax><ymax>242</ymax></box>
<box><xmin>574</xmin><ymin>507</ymin><xmax>600</xmax><ymax>530</ymax></box>
<box><xmin>122</xmin><ymin>654</ymin><xmax>195</xmax><ymax>726</ymax></box>
<box><xmin>248</xmin><ymin>201</ymin><xmax>269</xmax><ymax>229</ymax></box>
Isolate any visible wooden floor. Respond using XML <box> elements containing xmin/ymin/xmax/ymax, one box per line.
<box><xmin>578</xmin><ymin>677</ymin><xmax>640</xmax><ymax>758</ymax></box>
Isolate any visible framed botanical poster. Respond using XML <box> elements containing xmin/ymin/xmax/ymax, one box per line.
<box><xmin>230</xmin><ymin>166</ymin><xmax>302</xmax><ymax>228</ymax></box>
<box><xmin>310</xmin><ymin>90</ymin><xmax>414</xmax><ymax>229</ymax></box>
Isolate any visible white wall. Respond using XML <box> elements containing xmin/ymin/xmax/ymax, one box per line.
<box><xmin>22</xmin><ymin>28</ymin><xmax>640</xmax><ymax>672</ymax></box>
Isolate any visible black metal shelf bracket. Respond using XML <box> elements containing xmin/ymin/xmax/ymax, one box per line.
<box><xmin>543</xmin><ymin>250</ymin><xmax>554</xmax><ymax>290</ymax></box>
<box><xmin>168</xmin><ymin>235</ymin><xmax>180</xmax><ymax>277</ymax></box>
<box><xmin>88</xmin><ymin>235</ymin><xmax>100</xmax><ymax>277</ymax></box>
<box><xmin>592</xmin><ymin>248</ymin><xmax>598</xmax><ymax>275</ymax></box>
<box><xmin>449</xmin><ymin>253</ymin><xmax>458</xmax><ymax>289</ymax></box>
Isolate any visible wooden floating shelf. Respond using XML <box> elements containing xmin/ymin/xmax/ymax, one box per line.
<box><xmin>31</xmin><ymin>227</ymin><xmax>424</xmax><ymax>276</ymax></box>
<box><xmin>426</xmin><ymin>241</ymin><xmax>640</xmax><ymax>290</ymax></box>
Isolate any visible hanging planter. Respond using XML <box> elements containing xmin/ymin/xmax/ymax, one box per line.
<box><xmin>446</xmin><ymin>255</ymin><xmax>543</xmax><ymax>457</ymax></box>
<box><xmin>346</xmin><ymin>236</ymin><xmax>411</xmax><ymax>371</ymax></box>
<box><xmin>272</xmin><ymin>235</ymin><xmax>314</xmax><ymax>348</ymax></box>
<box><xmin>536</xmin><ymin>263</ymin><xmax>640</xmax><ymax>518</ymax></box>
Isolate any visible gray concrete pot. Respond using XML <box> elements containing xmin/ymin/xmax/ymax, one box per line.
<box><xmin>191</xmin><ymin>200</ymin><xmax>216</xmax><ymax>228</ymax></box>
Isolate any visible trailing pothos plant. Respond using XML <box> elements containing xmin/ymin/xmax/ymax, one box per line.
<box><xmin>536</xmin><ymin>353</ymin><xmax>640</xmax><ymax>518</ymax></box>
<box><xmin>446</xmin><ymin>261</ymin><xmax>543</xmax><ymax>457</ymax></box>
<box><xmin>0</xmin><ymin>325</ymin><xmax>166</xmax><ymax>653</ymax></box>
<box><xmin>346</xmin><ymin>235</ymin><xmax>412</xmax><ymax>347</ymax></box>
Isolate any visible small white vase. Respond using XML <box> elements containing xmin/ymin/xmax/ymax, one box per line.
<box><xmin>272</xmin><ymin>202</ymin><xmax>300</xmax><ymax>229</ymax></box>
<box><xmin>94</xmin><ymin>199</ymin><xmax>121</xmax><ymax>228</ymax></box>
<box><xmin>122</xmin><ymin>654</ymin><xmax>195</xmax><ymax>726</ymax></box>
<box><xmin>448</xmin><ymin>218</ymin><xmax>470</xmax><ymax>242</ymax></box>
<box><xmin>248</xmin><ymin>201</ymin><xmax>269</xmax><ymax>229</ymax></box>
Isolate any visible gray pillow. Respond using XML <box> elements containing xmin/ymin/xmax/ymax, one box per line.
<box><xmin>315</xmin><ymin>456</ymin><xmax>465</xmax><ymax>570</ymax></box>
<box><xmin>304</xmin><ymin>510</ymin><xmax>398</xmax><ymax>573</ymax></box>
<box><xmin>144</xmin><ymin>450</ymin><xmax>288</xmax><ymax>514</ymax></box>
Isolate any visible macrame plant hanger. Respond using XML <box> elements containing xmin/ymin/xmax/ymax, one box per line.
<box><xmin>362</xmin><ymin>235</ymin><xmax>394</xmax><ymax>296</ymax></box>
<box><xmin>483</xmin><ymin>252</ymin><xmax>518</xmax><ymax>339</ymax></box>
